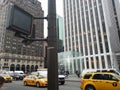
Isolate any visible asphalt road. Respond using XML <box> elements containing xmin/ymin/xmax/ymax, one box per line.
<box><xmin>0</xmin><ymin>80</ymin><xmax>80</xmax><ymax>90</ymax></box>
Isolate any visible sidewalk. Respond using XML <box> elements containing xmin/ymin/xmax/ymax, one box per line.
<box><xmin>65</xmin><ymin>75</ymin><xmax>80</xmax><ymax>82</ymax></box>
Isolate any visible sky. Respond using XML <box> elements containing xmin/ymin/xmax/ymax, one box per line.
<box><xmin>38</xmin><ymin>0</ymin><xmax>63</xmax><ymax>37</ymax></box>
<box><xmin>38</xmin><ymin>0</ymin><xmax>63</xmax><ymax>16</ymax></box>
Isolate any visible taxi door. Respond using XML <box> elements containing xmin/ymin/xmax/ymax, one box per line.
<box><xmin>26</xmin><ymin>76</ymin><xmax>31</xmax><ymax>85</ymax></box>
<box><xmin>104</xmin><ymin>80</ymin><xmax>118</xmax><ymax>90</ymax></box>
<box><xmin>28</xmin><ymin>75</ymin><xmax>34</xmax><ymax>85</ymax></box>
<box><xmin>103</xmin><ymin>74</ymin><xmax>120</xmax><ymax>90</ymax></box>
<box><xmin>116</xmin><ymin>81</ymin><xmax>120</xmax><ymax>90</ymax></box>
<box><xmin>92</xmin><ymin>79</ymin><xmax>105</xmax><ymax>90</ymax></box>
<box><xmin>28</xmin><ymin>76</ymin><xmax>33</xmax><ymax>85</ymax></box>
<box><xmin>30</xmin><ymin>75</ymin><xmax>36</xmax><ymax>85</ymax></box>
<box><xmin>92</xmin><ymin>74</ymin><xmax>106</xmax><ymax>90</ymax></box>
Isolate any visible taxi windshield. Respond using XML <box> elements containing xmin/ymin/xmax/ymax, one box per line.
<box><xmin>37</xmin><ymin>75</ymin><xmax>46</xmax><ymax>79</ymax></box>
<box><xmin>114</xmin><ymin>74</ymin><xmax>120</xmax><ymax>79</ymax></box>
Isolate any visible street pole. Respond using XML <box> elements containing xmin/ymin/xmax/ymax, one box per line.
<box><xmin>47</xmin><ymin>0</ymin><xmax>59</xmax><ymax>90</ymax></box>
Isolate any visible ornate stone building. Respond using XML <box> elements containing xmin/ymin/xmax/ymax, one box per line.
<box><xmin>0</xmin><ymin>0</ymin><xmax>44</xmax><ymax>72</ymax></box>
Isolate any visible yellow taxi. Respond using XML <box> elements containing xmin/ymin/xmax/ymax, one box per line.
<box><xmin>23</xmin><ymin>75</ymin><xmax>47</xmax><ymax>87</ymax></box>
<box><xmin>0</xmin><ymin>74</ymin><xmax>13</xmax><ymax>83</ymax></box>
<box><xmin>80</xmin><ymin>72</ymin><xmax>120</xmax><ymax>90</ymax></box>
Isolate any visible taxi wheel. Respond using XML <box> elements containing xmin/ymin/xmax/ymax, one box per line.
<box><xmin>24</xmin><ymin>81</ymin><xmax>27</xmax><ymax>86</ymax></box>
<box><xmin>36</xmin><ymin>82</ymin><xmax>40</xmax><ymax>87</ymax></box>
<box><xmin>61</xmin><ymin>81</ymin><xmax>65</xmax><ymax>85</ymax></box>
<box><xmin>85</xmin><ymin>85</ymin><xmax>96</xmax><ymax>90</ymax></box>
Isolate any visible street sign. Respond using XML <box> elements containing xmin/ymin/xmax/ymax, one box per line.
<box><xmin>7</xmin><ymin>5</ymin><xmax>33</xmax><ymax>35</ymax></box>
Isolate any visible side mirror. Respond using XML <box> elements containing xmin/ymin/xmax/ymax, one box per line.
<box><xmin>115</xmin><ymin>79</ymin><xmax>119</xmax><ymax>82</ymax></box>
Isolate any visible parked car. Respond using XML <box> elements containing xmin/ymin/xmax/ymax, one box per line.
<box><xmin>13</xmin><ymin>73</ymin><xmax>25</xmax><ymax>80</ymax></box>
<box><xmin>5</xmin><ymin>71</ymin><xmax>26</xmax><ymax>80</ymax></box>
<box><xmin>0</xmin><ymin>74</ymin><xmax>13</xmax><ymax>82</ymax></box>
<box><xmin>23</xmin><ymin>75</ymin><xmax>48</xmax><ymax>87</ymax></box>
<box><xmin>80</xmin><ymin>72</ymin><xmax>120</xmax><ymax>90</ymax></box>
<box><xmin>58</xmin><ymin>74</ymin><xmax>65</xmax><ymax>85</ymax></box>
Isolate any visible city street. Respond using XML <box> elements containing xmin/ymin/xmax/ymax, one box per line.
<box><xmin>0</xmin><ymin>80</ymin><xmax>80</xmax><ymax>90</ymax></box>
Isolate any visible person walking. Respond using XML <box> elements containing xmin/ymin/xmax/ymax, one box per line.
<box><xmin>65</xmin><ymin>70</ymin><xmax>69</xmax><ymax>78</ymax></box>
<box><xmin>75</xmin><ymin>70</ymin><xmax>80</xmax><ymax>78</ymax></box>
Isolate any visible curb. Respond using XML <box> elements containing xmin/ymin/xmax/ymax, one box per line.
<box><xmin>65</xmin><ymin>77</ymin><xmax>80</xmax><ymax>82</ymax></box>
<box><xmin>65</xmin><ymin>79</ymin><xmax>80</xmax><ymax>82</ymax></box>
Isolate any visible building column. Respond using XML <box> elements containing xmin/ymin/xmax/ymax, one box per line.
<box><xmin>80</xmin><ymin>58</ymin><xmax>83</xmax><ymax>73</ymax></box>
<box><xmin>75</xmin><ymin>58</ymin><xmax>78</xmax><ymax>70</ymax></box>
<box><xmin>71</xmin><ymin>59</ymin><xmax>75</xmax><ymax>74</ymax></box>
<box><xmin>88</xmin><ymin>58</ymin><xmax>92</xmax><ymax>69</ymax></box>
<box><xmin>84</xmin><ymin>58</ymin><xmax>87</xmax><ymax>69</ymax></box>
<box><xmin>99</xmin><ymin>56</ymin><xmax>103</xmax><ymax>69</ymax></box>
<box><xmin>65</xmin><ymin>58</ymin><xmax>68</xmax><ymax>72</ymax></box>
<box><xmin>93</xmin><ymin>56</ymin><xmax>96</xmax><ymax>69</ymax></box>
<box><xmin>66</xmin><ymin>56</ymin><xmax>70</xmax><ymax>72</ymax></box>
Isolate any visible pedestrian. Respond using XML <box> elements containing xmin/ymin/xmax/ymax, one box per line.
<box><xmin>75</xmin><ymin>70</ymin><xmax>80</xmax><ymax>78</ymax></box>
<box><xmin>0</xmin><ymin>76</ymin><xmax>5</xmax><ymax>88</ymax></box>
<box><xmin>65</xmin><ymin>70</ymin><xmax>69</xmax><ymax>78</ymax></box>
<box><xmin>77</xmin><ymin>71</ymin><xmax>80</xmax><ymax>78</ymax></box>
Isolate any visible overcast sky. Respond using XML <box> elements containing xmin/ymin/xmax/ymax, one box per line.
<box><xmin>38</xmin><ymin>0</ymin><xmax>63</xmax><ymax>37</ymax></box>
<box><xmin>38</xmin><ymin>0</ymin><xmax>63</xmax><ymax>16</ymax></box>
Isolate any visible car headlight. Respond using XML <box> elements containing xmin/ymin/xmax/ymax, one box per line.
<box><xmin>40</xmin><ymin>79</ymin><xmax>45</xmax><ymax>82</ymax></box>
<box><xmin>3</xmin><ymin>77</ymin><xmax>7</xmax><ymax>80</ymax></box>
<box><xmin>10</xmin><ymin>77</ymin><xmax>13</xmax><ymax>80</ymax></box>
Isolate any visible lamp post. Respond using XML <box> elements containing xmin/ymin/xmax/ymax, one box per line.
<box><xmin>47</xmin><ymin>0</ymin><xmax>58</xmax><ymax>90</ymax></box>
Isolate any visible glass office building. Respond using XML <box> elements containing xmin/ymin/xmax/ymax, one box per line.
<box><xmin>63</xmin><ymin>0</ymin><xmax>120</xmax><ymax>74</ymax></box>
<box><xmin>57</xmin><ymin>15</ymin><xmax>64</xmax><ymax>53</ymax></box>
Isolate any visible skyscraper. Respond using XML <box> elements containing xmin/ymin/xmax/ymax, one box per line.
<box><xmin>0</xmin><ymin>0</ymin><xmax>44</xmax><ymax>72</ymax></box>
<box><xmin>63</xmin><ymin>0</ymin><xmax>120</xmax><ymax>73</ymax></box>
<box><xmin>57</xmin><ymin>15</ymin><xmax>64</xmax><ymax>53</ymax></box>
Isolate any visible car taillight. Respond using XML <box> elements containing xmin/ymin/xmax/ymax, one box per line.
<box><xmin>80</xmin><ymin>79</ymin><xmax>84</xmax><ymax>83</ymax></box>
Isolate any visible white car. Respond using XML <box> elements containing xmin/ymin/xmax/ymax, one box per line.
<box><xmin>58</xmin><ymin>74</ymin><xmax>65</xmax><ymax>85</ymax></box>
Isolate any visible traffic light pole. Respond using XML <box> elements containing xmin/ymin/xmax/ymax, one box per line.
<box><xmin>47</xmin><ymin>0</ymin><xmax>59</xmax><ymax>90</ymax></box>
<box><xmin>14</xmin><ymin>0</ymin><xmax>58</xmax><ymax>89</ymax></box>
<box><xmin>7</xmin><ymin>1</ymin><xmax>58</xmax><ymax>89</ymax></box>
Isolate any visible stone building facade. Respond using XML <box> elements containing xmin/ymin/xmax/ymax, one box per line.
<box><xmin>0</xmin><ymin>0</ymin><xmax>44</xmax><ymax>72</ymax></box>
